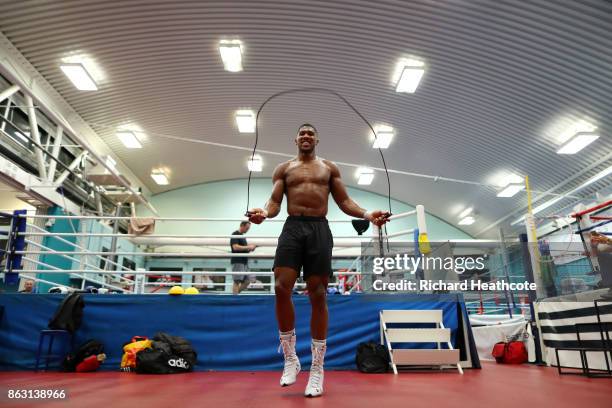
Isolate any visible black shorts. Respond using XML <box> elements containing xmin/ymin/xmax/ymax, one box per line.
<box><xmin>273</xmin><ymin>216</ymin><xmax>334</xmax><ymax>279</ymax></box>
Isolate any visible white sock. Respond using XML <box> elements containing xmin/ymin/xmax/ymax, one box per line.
<box><xmin>279</xmin><ymin>329</ymin><xmax>298</xmax><ymax>360</ymax></box>
<box><xmin>311</xmin><ymin>339</ymin><xmax>326</xmax><ymax>368</ymax></box>
<box><xmin>280</xmin><ymin>329</ymin><xmax>295</xmax><ymax>338</ymax></box>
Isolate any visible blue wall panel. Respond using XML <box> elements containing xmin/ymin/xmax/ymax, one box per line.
<box><xmin>0</xmin><ymin>294</ymin><xmax>466</xmax><ymax>371</ymax></box>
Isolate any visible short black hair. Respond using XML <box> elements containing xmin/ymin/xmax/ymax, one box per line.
<box><xmin>240</xmin><ymin>221</ymin><xmax>251</xmax><ymax>227</ymax></box>
<box><xmin>298</xmin><ymin>123</ymin><xmax>318</xmax><ymax>134</ymax></box>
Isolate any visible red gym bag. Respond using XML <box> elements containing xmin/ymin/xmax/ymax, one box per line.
<box><xmin>492</xmin><ymin>341</ymin><xmax>528</xmax><ymax>364</ymax></box>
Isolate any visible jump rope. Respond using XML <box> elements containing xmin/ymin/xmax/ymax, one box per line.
<box><xmin>243</xmin><ymin>88</ymin><xmax>393</xmax><ymax>254</ymax></box>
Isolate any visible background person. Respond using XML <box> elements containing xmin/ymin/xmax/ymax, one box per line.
<box><xmin>19</xmin><ymin>279</ymin><xmax>36</xmax><ymax>293</ymax></box>
<box><xmin>230</xmin><ymin>221</ymin><xmax>257</xmax><ymax>294</ymax></box>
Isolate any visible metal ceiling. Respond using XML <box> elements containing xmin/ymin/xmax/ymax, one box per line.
<box><xmin>0</xmin><ymin>0</ymin><xmax>610</xmax><ymax>237</ymax></box>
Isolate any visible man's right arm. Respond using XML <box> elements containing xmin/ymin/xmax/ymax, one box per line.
<box><xmin>248</xmin><ymin>162</ymin><xmax>287</xmax><ymax>223</ymax></box>
<box><xmin>264</xmin><ymin>163</ymin><xmax>287</xmax><ymax>218</ymax></box>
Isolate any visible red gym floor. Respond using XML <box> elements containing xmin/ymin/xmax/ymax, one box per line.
<box><xmin>1</xmin><ymin>362</ymin><xmax>611</xmax><ymax>408</ymax></box>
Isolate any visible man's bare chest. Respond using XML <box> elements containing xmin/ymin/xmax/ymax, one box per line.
<box><xmin>284</xmin><ymin>162</ymin><xmax>331</xmax><ymax>188</ymax></box>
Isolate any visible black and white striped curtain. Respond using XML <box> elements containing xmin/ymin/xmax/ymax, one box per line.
<box><xmin>536</xmin><ymin>301</ymin><xmax>611</xmax><ymax>370</ymax></box>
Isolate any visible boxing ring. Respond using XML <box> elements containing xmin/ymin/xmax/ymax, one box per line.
<box><xmin>1</xmin><ymin>208</ymin><xmax>427</xmax><ymax>294</ymax></box>
<box><xmin>1</xmin><ymin>207</ymin><xmax>515</xmax><ymax>306</ymax></box>
<box><xmin>0</xmin><ymin>207</ymin><xmax>483</xmax><ymax>372</ymax></box>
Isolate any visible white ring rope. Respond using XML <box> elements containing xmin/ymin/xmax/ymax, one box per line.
<box><xmin>16</xmin><ymin>210</ymin><xmax>417</xmax><ymax>223</ymax></box>
<box><xmin>24</xmin><ymin>239</ymin><xmax>133</xmax><ymax>284</ymax></box>
<box><xmin>26</xmin><ymin>223</ymin><xmax>135</xmax><ymax>273</ymax></box>
<box><xmin>20</xmin><ymin>257</ymin><xmax>127</xmax><ymax>292</ymax></box>
<box><xmin>14</xmin><ymin>269</ymin><xmax>362</xmax><ymax>276</ymax></box>
<box><xmin>15</xmin><ymin>251</ymin><xmax>329</xmax><ymax>257</ymax></box>
<box><xmin>7</xmin><ymin>209</ymin><xmax>422</xmax><ymax>293</ymax></box>
<box><xmin>20</xmin><ymin>231</ymin><xmax>402</xmax><ymax>240</ymax></box>
<box><xmin>144</xmin><ymin>282</ymin><xmax>342</xmax><ymax>288</ymax></box>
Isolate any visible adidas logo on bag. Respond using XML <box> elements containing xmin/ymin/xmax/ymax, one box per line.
<box><xmin>168</xmin><ymin>358</ymin><xmax>189</xmax><ymax>369</ymax></box>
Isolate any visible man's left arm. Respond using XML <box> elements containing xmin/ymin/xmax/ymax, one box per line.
<box><xmin>327</xmin><ymin>161</ymin><xmax>389</xmax><ymax>226</ymax></box>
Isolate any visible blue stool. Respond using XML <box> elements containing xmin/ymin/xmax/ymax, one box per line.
<box><xmin>35</xmin><ymin>330</ymin><xmax>73</xmax><ymax>371</ymax></box>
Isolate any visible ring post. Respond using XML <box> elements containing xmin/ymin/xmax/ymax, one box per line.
<box><xmin>4</xmin><ymin>210</ymin><xmax>28</xmax><ymax>292</ymax></box>
<box><xmin>416</xmin><ymin>205</ymin><xmax>431</xmax><ymax>255</ymax></box>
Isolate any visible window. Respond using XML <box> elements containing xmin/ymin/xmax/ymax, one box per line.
<box><xmin>99</xmin><ymin>247</ymin><xmax>110</xmax><ymax>270</ymax></box>
<box><xmin>122</xmin><ymin>258</ymin><xmax>136</xmax><ymax>271</ymax></box>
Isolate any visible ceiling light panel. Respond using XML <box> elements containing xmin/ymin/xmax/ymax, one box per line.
<box><xmin>458</xmin><ymin>216</ymin><xmax>475</xmax><ymax>225</ymax></box>
<box><xmin>556</xmin><ymin>132</ymin><xmax>599</xmax><ymax>154</ymax></box>
<box><xmin>356</xmin><ymin>167</ymin><xmax>374</xmax><ymax>185</ymax></box>
<box><xmin>60</xmin><ymin>63</ymin><xmax>98</xmax><ymax>91</ymax></box>
<box><xmin>151</xmin><ymin>168</ymin><xmax>170</xmax><ymax>185</ymax></box>
<box><xmin>219</xmin><ymin>40</ymin><xmax>243</xmax><ymax>72</ymax></box>
<box><xmin>247</xmin><ymin>155</ymin><xmax>263</xmax><ymax>172</ymax></box>
<box><xmin>235</xmin><ymin>110</ymin><xmax>255</xmax><ymax>133</ymax></box>
<box><xmin>372</xmin><ymin>125</ymin><xmax>395</xmax><ymax>149</ymax></box>
<box><xmin>393</xmin><ymin>58</ymin><xmax>425</xmax><ymax>93</ymax></box>
<box><xmin>116</xmin><ymin>130</ymin><xmax>142</xmax><ymax>149</ymax></box>
<box><xmin>459</xmin><ymin>207</ymin><xmax>473</xmax><ymax>218</ymax></box>
<box><xmin>497</xmin><ymin>184</ymin><xmax>524</xmax><ymax>197</ymax></box>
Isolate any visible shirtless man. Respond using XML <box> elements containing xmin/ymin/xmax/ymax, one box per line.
<box><xmin>248</xmin><ymin>123</ymin><xmax>389</xmax><ymax>397</ymax></box>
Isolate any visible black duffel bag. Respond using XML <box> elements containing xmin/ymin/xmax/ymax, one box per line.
<box><xmin>135</xmin><ymin>332</ymin><xmax>197</xmax><ymax>374</ymax></box>
<box><xmin>153</xmin><ymin>332</ymin><xmax>197</xmax><ymax>367</ymax></box>
<box><xmin>356</xmin><ymin>342</ymin><xmax>390</xmax><ymax>373</ymax></box>
<box><xmin>135</xmin><ymin>347</ymin><xmax>192</xmax><ymax>374</ymax></box>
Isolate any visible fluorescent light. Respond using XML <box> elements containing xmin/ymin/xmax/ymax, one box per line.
<box><xmin>458</xmin><ymin>216</ymin><xmax>475</xmax><ymax>225</ymax></box>
<box><xmin>60</xmin><ymin>63</ymin><xmax>98</xmax><ymax>91</ymax></box>
<box><xmin>511</xmin><ymin>165</ymin><xmax>612</xmax><ymax>225</ymax></box>
<box><xmin>393</xmin><ymin>58</ymin><xmax>425</xmax><ymax>93</ymax></box>
<box><xmin>61</xmin><ymin>54</ymin><xmax>105</xmax><ymax>82</ymax></box>
<box><xmin>116</xmin><ymin>130</ymin><xmax>142</xmax><ymax>149</ymax></box>
<box><xmin>497</xmin><ymin>184</ymin><xmax>524</xmax><ymax>198</ymax></box>
<box><xmin>372</xmin><ymin>125</ymin><xmax>394</xmax><ymax>149</ymax></box>
<box><xmin>491</xmin><ymin>172</ymin><xmax>524</xmax><ymax>188</ymax></box>
<box><xmin>396</xmin><ymin>68</ymin><xmax>425</xmax><ymax>93</ymax></box>
<box><xmin>151</xmin><ymin>169</ymin><xmax>169</xmax><ymax>185</ymax></box>
<box><xmin>555</xmin><ymin>119</ymin><xmax>597</xmax><ymax>144</ymax></box>
<box><xmin>235</xmin><ymin>110</ymin><xmax>255</xmax><ymax>133</ymax></box>
<box><xmin>219</xmin><ymin>40</ymin><xmax>243</xmax><ymax>72</ymax></box>
<box><xmin>105</xmin><ymin>155</ymin><xmax>116</xmax><ymax>170</ymax></box>
<box><xmin>247</xmin><ymin>155</ymin><xmax>263</xmax><ymax>172</ymax></box>
<box><xmin>459</xmin><ymin>207</ymin><xmax>473</xmax><ymax>218</ymax></box>
<box><xmin>355</xmin><ymin>167</ymin><xmax>374</xmax><ymax>185</ymax></box>
<box><xmin>556</xmin><ymin>132</ymin><xmax>599</xmax><ymax>154</ymax></box>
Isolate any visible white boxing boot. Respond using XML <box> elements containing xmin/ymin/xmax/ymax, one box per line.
<box><xmin>305</xmin><ymin>339</ymin><xmax>326</xmax><ymax>397</ymax></box>
<box><xmin>279</xmin><ymin>330</ymin><xmax>301</xmax><ymax>386</ymax></box>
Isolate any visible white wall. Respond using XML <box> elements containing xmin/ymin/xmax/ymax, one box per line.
<box><xmin>136</xmin><ymin>178</ymin><xmax>471</xmax><ymax>240</ymax></box>
<box><xmin>0</xmin><ymin>188</ymin><xmax>35</xmax><ymax>212</ymax></box>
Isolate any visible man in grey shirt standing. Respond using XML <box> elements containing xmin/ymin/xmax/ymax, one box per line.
<box><xmin>231</xmin><ymin>221</ymin><xmax>257</xmax><ymax>294</ymax></box>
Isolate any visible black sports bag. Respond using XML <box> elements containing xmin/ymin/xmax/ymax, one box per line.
<box><xmin>135</xmin><ymin>348</ymin><xmax>192</xmax><ymax>374</ymax></box>
<box><xmin>356</xmin><ymin>342</ymin><xmax>390</xmax><ymax>373</ymax></box>
<box><xmin>63</xmin><ymin>339</ymin><xmax>104</xmax><ymax>372</ymax></box>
